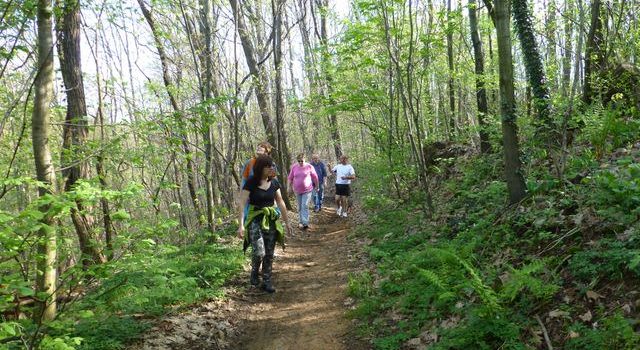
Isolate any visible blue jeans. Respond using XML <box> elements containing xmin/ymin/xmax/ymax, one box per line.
<box><xmin>312</xmin><ymin>183</ymin><xmax>324</xmax><ymax>210</ymax></box>
<box><xmin>296</xmin><ymin>191</ymin><xmax>312</xmax><ymax>226</ymax></box>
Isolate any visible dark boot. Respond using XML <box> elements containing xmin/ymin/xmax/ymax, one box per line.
<box><xmin>262</xmin><ymin>254</ymin><xmax>275</xmax><ymax>293</ymax></box>
<box><xmin>250</xmin><ymin>257</ymin><xmax>261</xmax><ymax>286</ymax></box>
<box><xmin>250</xmin><ymin>270</ymin><xmax>260</xmax><ymax>286</ymax></box>
<box><xmin>262</xmin><ymin>279</ymin><xmax>276</xmax><ymax>293</ymax></box>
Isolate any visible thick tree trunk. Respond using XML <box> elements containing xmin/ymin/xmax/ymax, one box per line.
<box><xmin>512</xmin><ymin>0</ymin><xmax>552</xmax><ymax>128</ymax></box>
<box><xmin>494</xmin><ymin>0</ymin><xmax>528</xmax><ymax>203</ymax></box>
<box><xmin>469</xmin><ymin>0</ymin><xmax>491</xmax><ymax>153</ymax></box>
<box><xmin>33</xmin><ymin>0</ymin><xmax>57</xmax><ymax>322</ymax></box>
<box><xmin>57</xmin><ymin>0</ymin><xmax>106</xmax><ymax>267</ymax></box>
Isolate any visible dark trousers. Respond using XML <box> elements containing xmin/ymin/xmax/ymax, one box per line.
<box><xmin>248</xmin><ymin>218</ymin><xmax>277</xmax><ymax>282</ymax></box>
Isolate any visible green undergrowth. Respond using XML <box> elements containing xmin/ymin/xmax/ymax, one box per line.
<box><xmin>2</xmin><ymin>233</ymin><xmax>244</xmax><ymax>350</ymax></box>
<box><xmin>350</xmin><ymin>137</ymin><xmax>640</xmax><ymax>348</ymax></box>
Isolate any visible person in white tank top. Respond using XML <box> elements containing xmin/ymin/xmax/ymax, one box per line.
<box><xmin>331</xmin><ymin>155</ymin><xmax>356</xmax><ymax>218</ymax></box>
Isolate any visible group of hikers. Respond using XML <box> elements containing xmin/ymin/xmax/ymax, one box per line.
<box><xmin>236</xmin><ymin>141</ymin><xmax>356</xmax><ymax>293</ymax></box>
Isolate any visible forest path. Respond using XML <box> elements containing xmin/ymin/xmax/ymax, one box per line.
<box><xmin>226</xmin><ymin>202</ymin><xmax>370</xmax><ymax>350</ymax></box>
<box><xmin>131</xmin><ymin>200</ymin><xmax>370</xmax><ymax>350</ymax></box>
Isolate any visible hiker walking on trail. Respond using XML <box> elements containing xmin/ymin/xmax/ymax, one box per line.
<box><xmin>287</xmin><ymin>153</ymin><xmax>318</xmax><ymax>230</ymax></box>
<box><xmin>332</xmin><ymin>155</ymin><xmax>356</xmax><ymax>218</ymax></box>
<box><xmin>310</xmin><ymin>154</ymin><xmax>328</xmax><ymax>213</ymax></box>
<box><xmin>239</xmin><ymin>142</ymin><xmax>279</xmax><ymax>220</ymax></box>
<box><xmin>240</xmin><ymin>141</ymin><xmax>277</xmax><ymax>189</ymax></box>
<box><xmin>237</xmin><ymin>155</ymin><xmax>292</xmax><ymax>293</ymax></box>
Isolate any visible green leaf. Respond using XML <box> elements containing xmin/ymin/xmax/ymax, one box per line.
<box><xmin>112</xmin><ymin>210</ymin><xmax>130</xmax><ymax>221</ymax></box>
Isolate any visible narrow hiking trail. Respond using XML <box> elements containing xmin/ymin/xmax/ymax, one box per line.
<box><xmin>131</xmin><ymin>199</ymin><xmax>371</xmax><ymax>350</ymax></box>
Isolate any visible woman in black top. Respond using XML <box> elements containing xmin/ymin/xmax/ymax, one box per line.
<box><xmin>237</xmin><ymin>155</ymin><xmax>292</xmax><ymax>293</ymax></box>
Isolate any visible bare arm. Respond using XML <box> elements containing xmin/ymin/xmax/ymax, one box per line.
<box><xmin>275</xmin><ymin>189</ymin><xmax>292</xmax><ymax>234</ymax></box>
<box><xmin>237</xmin><ymin>189</ymin><xmax>250</xmax><ymax>238</ymax></box>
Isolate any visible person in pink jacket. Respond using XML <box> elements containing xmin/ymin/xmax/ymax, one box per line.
<box><xmin>287</xmin><ymin>153</ymin><xmax>318</xmax><ymax>230</ymax></box>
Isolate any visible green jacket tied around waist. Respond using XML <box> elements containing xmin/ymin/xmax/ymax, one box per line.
<box><xmin>243</xmin><ymin>205</ymin><xmax>285</xmax><ymax>252</ymax></box>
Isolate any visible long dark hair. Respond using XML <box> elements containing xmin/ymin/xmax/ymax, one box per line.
<box><xmin>247</xmin><ymin>155</ymin><xmax>274</xmax><ymax>188</ymax></box>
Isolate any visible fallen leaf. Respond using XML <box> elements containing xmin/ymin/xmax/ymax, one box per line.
<box><xmin>579</xmin><ymin>310</ymin><xmax>592</xmax><ymax>322</ymax></box>
<box><xmin>420</xmin><ymin>330</ymin><xmax>438</xmax><ymax>344</ymax></box>
<box><xmin>622</xmin><ymin>304</ymin><xmax>632</xmax><ymax>314</ymax></box>
<box><xmin>499</xmin><ymin>272</ymin><xmax>511</xmax><ymax>284</ymax></box>
<box><xmin>586</xmin><ymin>290</ymin><xmax>603</xmax><ymax>301</ymax></box>
<box><xmin>405</xmin><ymin>337</ymin><xmax>423</xmax><ymax>349</ymax></box>
<box><xmin>549</xmin><ymin>309</ymin><xmax>570</xmax><ymax>318</ymax></box>
<box><xmin>569</xmin><ymin>330</ymin><xmax>580</xmax><ymax>339</ymax></box>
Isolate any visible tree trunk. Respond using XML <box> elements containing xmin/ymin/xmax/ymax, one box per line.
<box><xmin>273</xmin><ymin>0</ymin><xmax>293</xmax><ymax>188</ymax></box>
<box><xmin>197</xmin><ymin>0</ymin><xmax>216</xmax><ymax>234</ymax></box>
<box><xmin>229</xmin><ymin>0</ymin><xmax>292</xmax><ymax>208</ymax></box>
<box><xmin>512</xmin><ymin>0</ymin><xmax>552</xmax><ymax>129</ymax></box>
<box><xmin>561</xmin><ymin>0</ymin><xmax>574</xmax><ymax>97</ymax></box>
<box><xmin>545</xmin><ymin>0</ymin><xmax>558</xmax><ymax>91</ymax></box>
<box><xmin>33</xmin><ymin>0</ymin><xmax>58</xmax><ymax>322</ymax></box>
<box><xmin>298</xmin><ymin>0</ymin><xmax>321</xmax><ymax>148</ymax></box>
<box><xmin>583</xmin><ymin>0</ymin><xmax>605</xmax><ymax>104</ymax></box>
<box><xmin>57</xmin><ymin>0</ymin><xmax>106</xmax><ymax>267</ymax></box>
<box><xmin>494</xmin><ymin>0</ymin><xmax>528</xmax><ymax>203</ymax></box>
<box><xmin>469</xmin><ymin>0</ymin><xmax>491</xmax><ymax>153</ymax></box>
<box><xmin>88</xmin><ymin>13</ymin><xmax>115</xmax><ymax>260</ymax></box>
<box><xmin>137</xmin><ymin>0</ymin><xmax>202</xmax><ymax>223</ymax></box>
<box><xmin>381</xmin><ymin>2</ymin><xmax>434</xmax><ymax>215</ymax></box>
<box><xmin>316</xmin><ymin>0</ymin><xmax>343</xmax><ymax>160</ymax></box>
<box><xmin>446</xmin><ymin>0</ymin><xmax>456</xmax><ymax>139</ymax></box>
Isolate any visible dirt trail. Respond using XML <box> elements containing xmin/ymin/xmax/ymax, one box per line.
<box><xmin>131</xmin><ymin>202</ymin><xmax>370</xmax><ymax>350</ymax></box>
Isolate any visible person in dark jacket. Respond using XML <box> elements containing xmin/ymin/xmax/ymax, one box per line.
<box><xmin>237</xmin><ymin>155</ymin><xmax>292</xmax><ymax>293</ymax></box>
<box><xmin>310</xmin><ymin>154</ymin><xmax>328</xmax><ymax>212</ymax></box>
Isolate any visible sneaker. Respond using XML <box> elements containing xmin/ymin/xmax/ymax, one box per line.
<box><xmin>337</xmin><ymin>207</ymin><xmax>342</xmax><ymax>216</ymax></box>
<box><xmin>302</xmin><ymin>224</ymin><xmax>309</xmax><ymax>230</ymax></box>
<box><xmin>342</xmin><ymin>212</ymin><xmax>348</xmax><ymax>218</ymax></box>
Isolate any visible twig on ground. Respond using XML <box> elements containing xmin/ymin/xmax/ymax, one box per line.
<box><xmin>535</xmin><ymin>315</ymin><xmax>554</xmax><ymax>350</ymax></box>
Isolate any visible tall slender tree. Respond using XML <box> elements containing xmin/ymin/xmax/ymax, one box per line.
<box><xmin>446</xmin><ymin>0</ymin><xmax>457</xmax><ymax>139</ymax></box>
<box><xmin>583</xmin><ymin>0</ymin><xmax>605</xmax><ymax>104</ymax></box>
<box><xmin>57</xmin><ymin>0</ymin><xmax>106</xmax><ymax>267</ymax></box>
<box><xmin>229</xmin><ymin>0</ymin><xmax>292</xmax><ymax>207</ymax></box>
<box><xmin>33</xmin><ymin>0</ymin><xmax>58</xmax><ymax>322</ymax></box>
<box><xmin>137</xmin><ymin>0</ymin><xmax>202</xmax><ymax>223</ymax></box>
<box><xmin>492</xmin><ymin>0</ymin><xmax>528</xmax><ymax>203</ymax></box>
<box><xmin>469</xmin><ymin>0</ymin><xmax>491</xmax><ymax>153</ymax></box>
<box><xmin>315</xmin><ymin>0</ymin><xmax>343</xmax><ymax>160</ymax></box>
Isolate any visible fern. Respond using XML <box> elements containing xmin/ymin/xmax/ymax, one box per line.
<box><xmin>423</xmin><ymin>247</ymin><xmax>501</xmax><ymax>312</ymax></box>
<box><xmin>500</xmin><ymin>259</ymin><xmax>559</xmax><ymax>303</ymax></box>
<box><xmin>416</xmin><ymin>267</ymin><xmax>447</xmax><ymax>290</ymax></box>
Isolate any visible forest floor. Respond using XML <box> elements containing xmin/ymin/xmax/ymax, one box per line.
<box><xmin>131</xmin><ymin>198</ymin><xmax>371</xmax><ymax>350</ymax></box>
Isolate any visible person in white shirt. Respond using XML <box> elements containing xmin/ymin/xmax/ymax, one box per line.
<box><xmin>331</xmin><ymin>155</ymin><xmax>356</xmax><ymax>218</ymax></box>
